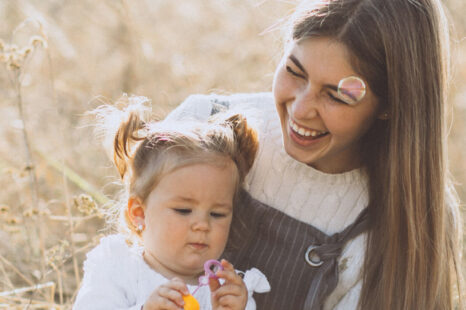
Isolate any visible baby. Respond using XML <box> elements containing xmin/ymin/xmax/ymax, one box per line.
<box><xmin>73</xmin><ymin>98</ymin><xmax>269</xmax><ymax>310</ymax></box>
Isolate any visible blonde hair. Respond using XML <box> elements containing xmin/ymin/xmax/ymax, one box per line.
<box><xmin>288</xmin><ymin>0</ymin><xmax>463</xmax><ymax>309</ymax></box>
<box><xmin>94</xmin><ymin>96</ymin><xmax>258</xmax><ymax>236</ymax></box>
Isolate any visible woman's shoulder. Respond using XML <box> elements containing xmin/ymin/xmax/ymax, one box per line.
<box><xmin>166</xmin><ymin>92</ymin><xmax>275</xmax><ymax>122</ymax></box>
<box><xmin>184</xmin><ymin>92</ymin><xmax>274</xmax><ymax>109</ymax></box>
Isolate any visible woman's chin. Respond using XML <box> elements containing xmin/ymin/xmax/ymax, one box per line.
<box><xmin>283</xmin><ymin>139</ymin><xmax>314</xmax><ymax>165</ymax></box>
<box><xmin>282</xmin><ymin>130</ymin><xmax>324</xmax><ymax>166</ymax></box>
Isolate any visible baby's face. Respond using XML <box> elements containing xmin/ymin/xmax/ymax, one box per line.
<box><xmin>141</xmin><ymin>161</ymin><xmax>237</xmax><ymax>280</ymax></box>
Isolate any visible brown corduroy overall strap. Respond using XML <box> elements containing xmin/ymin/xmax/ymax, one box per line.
<box><xmin>223</xmin><ymin>190</ymin><xmax>369</xmax><ymax>310</ymax></box>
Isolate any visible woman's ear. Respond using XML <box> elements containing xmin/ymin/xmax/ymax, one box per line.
<box><xmin>127</xmin><ymin>196</ymin><xmax>145</xmax><ymax>228</ymax></box>
<box><xmin>378</xmin><ymin>111</ymin><xmax>390</xmax><ymax>120</ymax></box>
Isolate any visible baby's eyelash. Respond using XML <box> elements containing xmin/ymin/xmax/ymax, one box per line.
<box><xmin>173</xmin><ymin>208</ymin><xmax>192</xmax><ymax>215</ymax></box>
<box><xmin>210</xmin><ymin>212</ymin><xmax>227</xmax><ymax>218</ymax></box>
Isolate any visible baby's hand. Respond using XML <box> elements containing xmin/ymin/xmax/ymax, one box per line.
<box><xmin>142</xmin><ymin>277</ymin><xmax>189</xmax><ymax>310</ymax></box>
<box><xmin>210</xmin><ymin>259</ymin><xmax>248</xmax><ymax>310</ymax></box>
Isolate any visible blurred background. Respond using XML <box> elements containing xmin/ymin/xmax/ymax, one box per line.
<box><xmin>0</xmin><ymin>0</ymin><xmax>465</xmax><ymax>308</ymax></box>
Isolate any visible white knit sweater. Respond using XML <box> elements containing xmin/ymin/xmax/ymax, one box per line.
<box><xmin>167</xmin><ymin>92</ymin><xmax>369</xmax><ymax>310</ymax></box>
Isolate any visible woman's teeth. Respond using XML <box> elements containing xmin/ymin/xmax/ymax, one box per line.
<box><xmin>290</xmin><ymin>119</ymin><xmax>328</xmax><ymax>138</ymax></box>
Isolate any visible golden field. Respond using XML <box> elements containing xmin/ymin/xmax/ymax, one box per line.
<box><xmin>0</xmin><ymin>1</ymin><xmax>465</xmax><ymax>308</ymax></box>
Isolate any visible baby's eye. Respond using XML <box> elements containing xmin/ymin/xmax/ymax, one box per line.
<box><xmin>210</xmin><ymin>212</ymin><xmax>227</xmax><ymax>218</ymax></box>
<box><xmin>286</xmin><ymin>66</ymin><xmax>306</xmax><ymax>79</ymax></box>
<box><xmin>173</xmin><ymin>208</ymin><xmax>192</xmax><ymax>215</ymax></box>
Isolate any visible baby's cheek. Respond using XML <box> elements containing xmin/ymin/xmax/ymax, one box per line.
<box><xmin>213</xmin><ymin>222</ymin><xmax>231</xmax><ymax>246</ymax></box>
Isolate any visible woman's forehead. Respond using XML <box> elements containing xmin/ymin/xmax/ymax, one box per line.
<box><xmin>288</xmin><ymin>37</ymin><xmax>359</xmax><ymax>81</ymax></box>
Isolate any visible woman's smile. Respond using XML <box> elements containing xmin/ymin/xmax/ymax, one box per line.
<box><xmin>288</xmin><ymin>118</ymin><xmax>329</xmax><ymax>147</ymax></box>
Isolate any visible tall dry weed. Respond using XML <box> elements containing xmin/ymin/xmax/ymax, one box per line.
<box><xmin>0</xmin><ymin>0</ymin><xmax>464</xmax><ymax>308</ymax></box>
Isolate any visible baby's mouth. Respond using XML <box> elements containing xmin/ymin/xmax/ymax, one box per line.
<box><xmin>189</xmin><ymin>243</ymin><xmax>208</xmax><ymax>250</ymax></box>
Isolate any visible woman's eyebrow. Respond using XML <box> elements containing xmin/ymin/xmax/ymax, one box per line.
<box><xmin>289</xmin><ymin>54</ymin><xmax>307</xmax><ymax>75</ymax></box>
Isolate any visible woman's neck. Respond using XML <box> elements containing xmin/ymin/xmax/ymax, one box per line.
<box><xmin>307</xmin><ymin>144</ymin><xmax>364</xmax><ymax>174</ymax></box>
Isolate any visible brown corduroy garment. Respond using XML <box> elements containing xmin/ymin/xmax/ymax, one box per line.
<box><xmin>223</xmin><ymin>190</ymin><xmax>369</xmax><ymax>310</ymax></box>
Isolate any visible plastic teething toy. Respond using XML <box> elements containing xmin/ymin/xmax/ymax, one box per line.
<box><xmin>183</xmin><ymin>260</ymin><xmax>224</xmax><ymax>310</ymax></box>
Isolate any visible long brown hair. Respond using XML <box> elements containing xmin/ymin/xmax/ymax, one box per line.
<box><xmin>289</xmin><ymin>0</ymin><xmax>463</xmax><ymax>308</ymax></box>
<box><xmin>94</xmin><ymin>96</ymin><xmax>258</xmax><ymax>235</ymax></box>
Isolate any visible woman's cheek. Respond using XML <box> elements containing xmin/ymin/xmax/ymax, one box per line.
<box><xmin>273</xmin><ymin>70</ymin><xmax>290</xmax><ymax>102</ymax></box>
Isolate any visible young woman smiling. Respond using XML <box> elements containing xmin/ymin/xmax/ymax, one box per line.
<box><xmin>168</xmin><ymin>0</ymin><xmax>464</xmax><ymax>309</ymax></box>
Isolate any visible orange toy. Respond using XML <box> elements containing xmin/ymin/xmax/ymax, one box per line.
<box><xmin>183</xmin><ymin>294</ymin><xmax>200</xmax><ymax>310</ymax></box>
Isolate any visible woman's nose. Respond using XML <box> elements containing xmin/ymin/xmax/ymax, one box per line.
<box><xmin>291</xmin><ymin>87</ymin><xmax>319</xmax><ymax>120</ymax></box>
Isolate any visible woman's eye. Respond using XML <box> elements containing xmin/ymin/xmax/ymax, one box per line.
<box><xmin>173</xmin><ymin>208</ymin><xmax>192</xmax><ymax>215</ymax></box>
<box><xmin>328</xmin><ymin>92</ymin><xmax>349</xmax><ymax>105</ymax></box>
<box><xmin>210</xmin><ymin>212</ymin><xmax>227</xmax><ymax>218</ymax></box>
<box><xmin>286</xmin><ymin>66</ymin><xmax>306</xmax><ymax>79</ymax></box>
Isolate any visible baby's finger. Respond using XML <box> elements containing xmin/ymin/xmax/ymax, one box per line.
<box><xmin>145</xmin><ymin>294</ymin><xmax>183</xmax><ymax>310</ymax></box>
<box><xmin>217</xmin><ymin>294</ymin><xmax>237</xmax><ymax>307</ymax></box>
<box><xmin>219</xmin><ymin>259</ymin><xmax>234</xmax><ymax>271</ymax></box>
<box><xmin>212</xmin><ymin>283</ymin><xmax>244</xmax><ymax>298</ymax></box>
<box><xmin>164</xmin><ymin>277</ymin><xmax>190</xmax><ymax>296</ymax></box>
<box><xmin>209</xmin><ymin>276</ymin><xmax>221</xmax><ymax>292</ymax></box>
<box><xmin>216</xmin><ymin>268</ymin><xmax>243</xmax><ymax>285</ymax></box>
<box><xmin>157</xmin><ymin>286</ymin><xmax>185</xmax><ymax>308</ymax></box>
<box><xmin>211</xmin><ymin>285</ymin><xmax>247</xmax><ymax>309</ymax></box>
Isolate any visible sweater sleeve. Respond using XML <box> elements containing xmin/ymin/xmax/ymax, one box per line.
<box><xmin>322</xmin><ymin>233</ymin><xmax>365</xmax><ymax>310</ymax></box>
<box><xmin>165</xmin><ymin>92</ymin><xmax>274</xmax><ymax>122</ymax></box>
<box><xmin>331</xmin><ymin>280</ymin><xmax>362</xmax><ymax>310</ymax></box>
<box><xmin>165</xmin><ymin>94</ymin><xmax>216</xmax><ymax>122</ymax></box>
<box><xmin>73</xmin><ymin>235</ymin><xmax>142</xmax><ymax>310</ymax></box>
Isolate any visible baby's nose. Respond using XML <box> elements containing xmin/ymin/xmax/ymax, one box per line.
<box><xmin>191</xmin><ymin>216</ymin><xmax>210</xmax><ymax>231</ymax></box>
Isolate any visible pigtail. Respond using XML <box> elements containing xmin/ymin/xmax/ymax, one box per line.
<box><xmin>223</xmin><ymin>114</ymin><xmax>258</xmax><ymax>182</ymax></box>
<box><xmin>113</xmin><ymin>112</ymin><xmax>146</xmax><ymax>178</ymax></box>
<box><xmin>90</xmin><ymin>95</ymin><xmax>152</xmax><ymax>179</ymax></box>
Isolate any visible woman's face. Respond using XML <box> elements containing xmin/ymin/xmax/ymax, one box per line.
<box><xmin>273</xmin><ymin>37</ymin><xmax>382</xmax><ymax>173</ymax></box>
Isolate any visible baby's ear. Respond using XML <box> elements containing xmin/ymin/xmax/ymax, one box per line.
<box><xmin>127</xmin><ymin>196</ymin><xmax>145</xmax><ymax>226</ymax></box>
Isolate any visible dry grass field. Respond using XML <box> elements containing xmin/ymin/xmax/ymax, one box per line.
<box><xmin>0</xmin><ymin>0</ymin><xmax>465</xmax><ymax>308</ymax></box>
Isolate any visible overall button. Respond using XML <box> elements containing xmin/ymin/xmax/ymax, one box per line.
<box><xmin>305</xmin><ymin>245</ymin><xmax>323</xmax><ymax>267</ymax></box>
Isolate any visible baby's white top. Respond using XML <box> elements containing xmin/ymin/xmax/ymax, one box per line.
<box><xmin>167</xmin><ymin>92</ymin><xmax>369</xmax><ymax>309</ymax></box>
<box><xmin>73</xmin><ymin>235</ymin><xmax>270</xmax><ymax>310</ymax></box>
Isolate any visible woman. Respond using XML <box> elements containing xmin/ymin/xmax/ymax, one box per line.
<box><xmin>167</xmin><ymin>0</ymin><xmax>463</xmax><ymax>309</ymax></box>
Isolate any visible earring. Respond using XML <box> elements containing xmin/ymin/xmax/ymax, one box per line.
<box><xmin>136</xmin><ymin>224</ymin><xmax>144</xmax><ymax>233</ymax></box>
<box><xmin>380</xmin><ymin>112</ymin><xmax>389</xmax><ymax>120</ymax></box>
